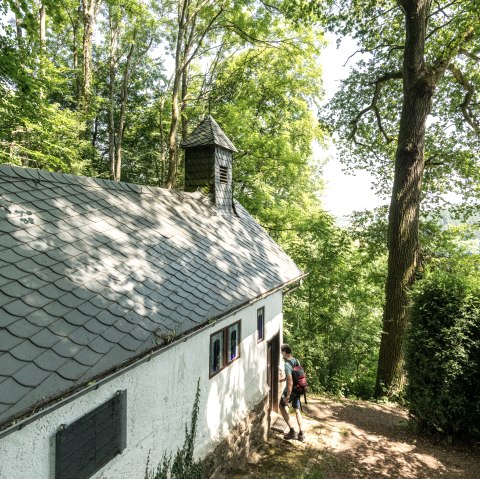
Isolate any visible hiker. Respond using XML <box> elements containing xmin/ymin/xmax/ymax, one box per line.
<box><xmin>279</xmin><ymin>343</ymin><xmax>305</xmax><ymax>442</ymax></box>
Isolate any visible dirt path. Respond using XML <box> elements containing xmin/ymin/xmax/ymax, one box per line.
<box><xmin>229</xmin><ymin>396</ymin><xmax>480</xmax><ymax>479</ymax></box>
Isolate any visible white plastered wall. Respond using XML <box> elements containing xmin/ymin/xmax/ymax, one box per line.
<box><xmin>0</xmin><ymin>291</ymin><xmax>283</xmax><ymax>479</ymax></box>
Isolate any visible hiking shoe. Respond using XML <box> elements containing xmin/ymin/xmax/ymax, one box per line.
<box><xmin>298</xmin><ymin>431</ymin><xmax>306</xmax><ymax>442</ymax></box>
<box><xmin>284</xmin><ymin>429</ymin><xmax>296</xmax><ymax>440</ymax></box>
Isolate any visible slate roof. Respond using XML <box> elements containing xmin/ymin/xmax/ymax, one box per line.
<box><xmin>0</xmin><ymin>164</ymin><xmax>302</xmax><ymax>430</ymax></box>
<box><xmin>181</xmin><ymin>116</ymin><xmax>238</xmax><ymax>152</ymax></box>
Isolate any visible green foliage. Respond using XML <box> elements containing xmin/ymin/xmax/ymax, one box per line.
<box><xmin>318</xmin><ymin>0</ymin><xmax>480</xmax><ymax>206</ymax></box>
<box><xmin>3</xmin><ymin>0</ymin><xmax>478</xmax><ymax>418</ymax></box>
<box><xmin>146</xmin><ymin>379</ymin><xmax>203</xmax><ymax>479</ymax></box>
<box><xmin>406</xmin><ymin>259</ymin><xmax>480</xmax><ymax>439</ymax></box>
<box><xmin>0</xmin><ymin>98</ymin><xmax>91</xmax><ymax>173</ymax></box>
<box><xmin>0</xmin><ymin>0</ymin><xmax>94</xmax><ymax>173</ymax></box>
<box><xmin>282</xmin><ymin>210</ymin><xmax>385</xmax><ymax>399</ymax></box>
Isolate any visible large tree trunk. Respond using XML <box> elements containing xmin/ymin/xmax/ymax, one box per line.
<box><xmin>375</xmin><ymin>0</ymin><xmax>436</xmax><ymax>398</ymax></box>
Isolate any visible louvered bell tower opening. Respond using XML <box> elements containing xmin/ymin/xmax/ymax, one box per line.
<box><xmin>219</xmin><ymin>165</ymin><xmax>229</xmax><ymax>184</ymax></box>
<box><xmin>181</xmin><ymin>116</ymin><xmax>237</xmax><ymax>213</ymax></box>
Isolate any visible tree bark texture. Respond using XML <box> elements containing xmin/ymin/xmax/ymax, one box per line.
<box><xmin>375</xmin><ymin>0</ymin><xmax>436</xmax><ymax>398</ymax></box>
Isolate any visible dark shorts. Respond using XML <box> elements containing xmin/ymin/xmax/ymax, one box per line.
<box><xmin>280</xmin><ymin>394</ymin><xmax>301</xmax><ymax>410</ymax></box>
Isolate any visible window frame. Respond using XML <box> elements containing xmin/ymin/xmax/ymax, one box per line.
<box><xmin>209</xmin><ymin>329</ymin><xmax>226</xmax><ymax>377</ymax></box>
<box><xmin>209</xmin><ymin>320</ymin><xmax>242</xmax><ymax>378</ymax></box>
<box><xmin>227</xmin><ymin>320</ymin><xmax>241</xmax><ymax>364</ymax></box>
<box><xmin>257</xmin><ymin>307</ymin><xmax>265</xmax><ymax>343</ymax></box>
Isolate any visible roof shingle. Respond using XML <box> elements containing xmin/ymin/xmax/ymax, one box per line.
<box><xmin>0</xmin><ymin>164</ymin><xmax>302</xmax><ymax>430</ymax></box>
<box><xmin>181</xmin><ymin>115</ymin><xmax>238</xmax><ymax>152</ymax></box>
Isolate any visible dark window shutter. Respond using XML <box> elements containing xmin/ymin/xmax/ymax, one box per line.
<box><xmin>55</xmin><ymin>390</ymin><xmax>127</xmax><ymax>479</ymax></box>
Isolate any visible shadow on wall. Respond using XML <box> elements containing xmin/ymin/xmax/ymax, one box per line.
<box><xmin>205</xmin><ymin>325</ymin><xmax>267</xmax><ymax>447</ymax></box>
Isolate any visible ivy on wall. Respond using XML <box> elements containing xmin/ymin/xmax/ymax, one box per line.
<box><xmin>145</xmin><ymin>379</ymin><xmax>203</xmax><ymax>479</ymax></box>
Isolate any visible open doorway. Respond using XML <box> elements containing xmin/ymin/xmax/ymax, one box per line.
<box><xmin>267</xmin><ymin>333</ymin><xmax>280</xmax><ymax>415</ymax></box>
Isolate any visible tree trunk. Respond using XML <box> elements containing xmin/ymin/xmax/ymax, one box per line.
<box><xmin>14</xmin><ymin>1</ymin><xmax>22</xmax><ymax>40</ymax></box>
<box><xmin>39</xmin><ymin>4</ymin><xmax>46</xmax><ymax>98</ymax></box>
<box><xmin>164</xmin><ymin>0</ymin><xmax>223</xmax><ymax>189</ymax></box>
<box><xmin>181</xmin><ymin>64</ymin><xmax>189</xmax><ymax>143</ymax></box>
<box><xmin>165</xmin><ymin>0</ymin><xmax>187</xmax><ymax>189</ymax></box>
<box><xmin>158</xmin><ymin>86</ymin><xmax>169</xmax><ymax>187</ymax></box>
<box><xmin>80</xmin><ymin>0</ymin><xmax>98</xmax><ymax>112</ymax></box>
<box><xmin>92</xmin><ymin>115</ymin><xmax>99</xmax><ymax>147</ymax></box>
<box><xmin>114</xmin><ymin>30</ymin><xmax>136</xmax><ymax>182</ymax></box>
<box><xmin>375</xmin><ymin>0</ymin><xmax>436</xmax><ymax>398</ymax></box>
<box><xmin>39</xmin><ymin>4</ymin><xmax>46</xmax><ymax>45</ymax></box>
<box><xmin>13</xmin><ymin>2</ymin><xmax>25</xmax><ymax>165</ymax></box>
<box><xmin>72</xmin><ymin>6</ymin><xmax>81</xmax><ymax>105</ymax></box>
<box><xmin>108</xmin><ymin>6</ymin><xmax>118</xmax><ymax>181</ymax></box>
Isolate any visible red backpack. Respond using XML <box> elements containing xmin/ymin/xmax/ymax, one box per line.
<box><xmin>287</xmin><ymin>359</ymin><xmax>308</xmax><ymax>401</ymax></box>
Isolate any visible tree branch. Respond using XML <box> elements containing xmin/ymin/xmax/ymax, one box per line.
<box><xmin>221</xmin><ymin>21</ymin><xmax>298</xmax><ymax>49</ymax></box>
<box><xmin>343</xmin><ymin>44</ymin><xmax>404</xmax><ymax>67</ymax></box>
<box><xmin>348</xmin><ymin>72</ymin><xmax>402</xmax><ymax>144</ymax></box>
<box><xmin>447</xmin><ymin>63</ymin><xmax>480</xmax><ymax>134</ymax></box>
<box><xmin>427</xmin><ymin>0</ymin><xmax>460</xmax><ymax>19</ymax></box>
<box><xmin>184</xmin><ymin>7</ymin><xmax>224</xmax><ymax>68</ymax></box>
<box><xmin>425</xmin><ymin>154</ymin><xmax>445</xmax><ymax>167</ymax></box>
<box><xmin>426</xmin><ymin>16</ymin><xmax>456</xmax><ymax>41</ymax></box>
<box><xmin>459</xmin><ymin>48</ymin><xmax>480</xmax><ymax>62</ymax></box>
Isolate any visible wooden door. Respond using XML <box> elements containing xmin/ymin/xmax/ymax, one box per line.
<box><xmin>267</xmin><ymin>333</ymin><xmax>280</xmax><ymax>413</ymax></box>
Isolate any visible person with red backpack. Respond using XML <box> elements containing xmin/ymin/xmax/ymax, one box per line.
<box><xmin>279</xmin><ymin>344</ymin><xmax>306</xmax><ymax>442</ymax></box>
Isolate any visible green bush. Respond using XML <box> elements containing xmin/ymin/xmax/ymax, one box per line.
<box><xmin>406</xmin><ymin>262</ymin><xmax>480</xmax><ymax>439</ymax></box>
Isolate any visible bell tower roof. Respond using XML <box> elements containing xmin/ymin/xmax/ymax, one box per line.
<box><xmin>181</xmin><ymin>115</ymin><xmax>237</xmax><ymax>152</ymax></box>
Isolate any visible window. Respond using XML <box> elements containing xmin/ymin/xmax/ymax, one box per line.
<box><xmin>227</xmin><ymin>322</ymin><xmax>240</xmax><ymax>362</ymax></box>
<box><xmin>210</xmin><ymin>330</ymin><xmax>225</xmax><ymax>375</ymax></box>
<box><xmin>219</xmin><ymin>165</ymin><xmax>229</xmax><ymax>184</ymax></box>
<box><xmin>210</xmin><ymin>320</ymin><xmax>241</xmax><ymax>377</ymax></box>
<box><xmin>257</xmin><ymin>307</ymin><xmax>264</xmax><ymax>342</ymax></box>
<box><xmin>55</xmin><ymin>390</ymin><xmax>127</xmax><ymax>479</ymax></box>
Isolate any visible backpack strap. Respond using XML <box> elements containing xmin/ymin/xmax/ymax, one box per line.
<box><xmin>286</xmin><ymin>358</ymin><xmax>299</xmax><ymax>368</ymax></box>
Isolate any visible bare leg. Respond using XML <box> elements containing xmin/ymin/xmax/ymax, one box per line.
<box><xmin>279</xmin><ymin>399</ymin><xmax>293</xmax><ymax>429</ymax></box>
<box><xmin>294</xmin><ymin>408</ymin><xmax>303</xmax><ymax>432</ymax></box>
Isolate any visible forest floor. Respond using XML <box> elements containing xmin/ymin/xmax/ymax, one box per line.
<box><xmin>229</xmin><ymin>395</ymin><xmax>480</xmax><ymax>479</ymax></box>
